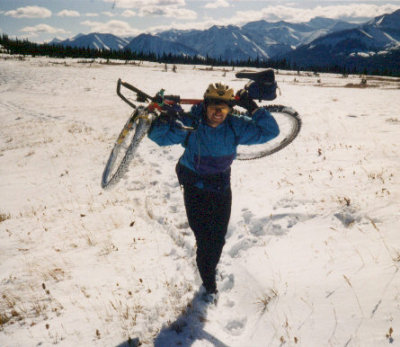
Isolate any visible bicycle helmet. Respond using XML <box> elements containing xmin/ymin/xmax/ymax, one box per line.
<box><xmin>204</xmin><ymin>82</ymin><xmax>235</xmax><ymax>106</ymax></box>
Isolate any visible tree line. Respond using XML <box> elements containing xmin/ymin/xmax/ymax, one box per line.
<box><xmin>1</xmin><ymin>34</ymin><xmax>398</xmax><ymax>77</ymax></box>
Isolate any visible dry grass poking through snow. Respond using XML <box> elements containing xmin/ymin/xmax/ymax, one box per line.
<box><xmin>0</xmin><ymin>213</ymin><xmax>10</xmax><ymax>223</ymax></box>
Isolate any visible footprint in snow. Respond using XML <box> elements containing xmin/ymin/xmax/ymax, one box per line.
<box><xmin>225</xmin><ymin>317</ymin><xmax>247</xmax><ymax>336</ymax></box>
<box><xmin>218</xmin><ymin>271</ymin><xmax>234</xmax><ymax>293</ymax></box>
<box><xmin>242</xmin><ymin>208</ymin><xmax>253</xmax><ymax>224</ymax></box>
<box><xmin>273</xmin><ymin>197</ymin><xmax>300</xmax><ymax>210</ymax></box>
<box><xmin>175</xmin><ymin>221</ymin><xmax>189</xmax><ymax>229</ymax></box>
<box><xmin>240</xmin><ymin>207</ymin><xmax>316</xmax><ymax>237</ymax></box>
<box><xmin>148</xmin><ymin>160</ymin><xmax>160</xmax><ymax>168</ymax></box>
<box><xmin>227</xmin><ymin>208</ymin><xmax>311</xmax><ymax>258</ymax></box>
<box><xmin>168</xmin><ymin>205</ymin><xmax>178</xmax><ymax>213</ymax></box>
<box><xmin>228</xmin><ymin>237</ymin><xmax>259</xmax><ymax>258</ymax></box>
<box><xmin>334</xmin><ymin>207</ymin><xmax>361</xmax><ymax>227</ymax></box>
<box><xmin>240</xmin><ymin>208</ymin><xmax>272</xmax><ymax>236</ymax></box>
<box><xmin>126</xmin><ymin>180</ymin><xmax>146</xmax><ymax>191</ymax></box>
<box><xmin>163</xmin><ymin>180</ymin><xmax>180</xmax><ymax>189</ymax></box>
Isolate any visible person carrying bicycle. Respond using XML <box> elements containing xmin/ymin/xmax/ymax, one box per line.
<box><xmin>147</xmin><ymin>82</ymin><xmax>279</xmax><ymax>299</ymax></box>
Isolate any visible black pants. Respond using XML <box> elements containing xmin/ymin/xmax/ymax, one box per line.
<box><xmin>183</xmin><ymin>184</ymin><xmax>232</xmax><ymax>293</ymax></box>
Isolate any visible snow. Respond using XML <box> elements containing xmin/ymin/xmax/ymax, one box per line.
<box><xmin>383</xmin><ymin>31</ymin><xmax>399</xmax><ymax>44</ymax></box>
<box><xmin>377</xmin><ymin>50</ymin><xmax>389</xmax><ymax>55</ymax></box>
<box><xmin>358</xmin><ymin>29</ymin><xmax>374</xmax><ymax>40</ymax></box>
<box><xmin>356</xmin><ymin>52</ymin><xmax>373</xmax><ymax>58</ymax></box>
<box><xmin>240</xmin><ymin>34</ymin><xmax>252</xmax><ymax>43</ymax></box>
<box><xmin>1</xmin><ymin>56</ymin><xmax>400</xmax><ymax>347</ymax></box>
<box><xmin>376</xmin><ymin>16</ymin><xmax>385</xmax><ymax>26</ymax></box>
<box><xmin>250</xmin><ymin>42</ymin><xmax>269</xmax><ymax>59</ymax></box>
<box><xmin>94</xmin><ymin>34</ymin><xmax>110</xmax><ymax>51</ymax></box>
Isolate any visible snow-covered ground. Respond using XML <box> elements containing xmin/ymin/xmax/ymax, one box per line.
<box><xmin>1</xmin><ymin>56</ymin><xmax>399</xmax><ymax>347</ymax></box>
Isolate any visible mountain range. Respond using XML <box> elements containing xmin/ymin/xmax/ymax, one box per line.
<box><xmin>282</xmin><ymin>9</ymin><xmax>400</xmax><ymax>68</ymax></box>
<box><xmin>52</xmin><ymin>9</ymin><xmax>400</xmax><ymax>71</ymax></box>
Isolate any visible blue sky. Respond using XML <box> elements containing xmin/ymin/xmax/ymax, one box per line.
<box><xmin>1</xmin><ymin>0</ymin><xmax>399</xmax><ymax>42</ymax></box>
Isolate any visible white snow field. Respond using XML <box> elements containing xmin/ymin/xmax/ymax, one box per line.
<box><xmin>1</xmin><ymin>56</ymin><xmax>400</xmax><ymax>347</ymax></box>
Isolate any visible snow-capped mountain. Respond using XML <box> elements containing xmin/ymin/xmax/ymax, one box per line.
<box><xmin>282</xmin><ymin>9</ymin><xmax>400</xmax><ymax>68</ymax></box>
<box><xmin>55</xmin><ymin>33</ymin><xmax>129</xmax><ymax>51</ymax></box>
<box><xmin>124</xmin><ymin>34</ymin><xmax>198</xmax><ymax>57</ymax></box>
<box><xmin>54</xmin><ymin>17</ymin><xmax>359</xmax><ymax>61</ymax></box>
<box><xmin>157</xmin><ymin>19</ymin><xmax>359</xmax><ymax>61</ymax></box>
<box><xmin>159</xmin><ymin>25</ymin><xmax>273</xmax><ymax>60</ymax></box>
<box><xmin>241</xmin><ymin>17</ymin><xmax>357</xmax><ymax>47</ymax></box>
<box><xmin>52</xmin><ymin>9</ymin><xmax>399</xmax><ymax>66</ymax></box>
<box><xmin>368</xmin><ymin>8</ymin><xmax>400</xmax><ymax>29</ymax></box>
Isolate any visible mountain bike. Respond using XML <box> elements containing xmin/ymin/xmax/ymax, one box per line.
<box><xmin>101</xmin><ymin>71</ymin><xmax>301</xmax><ymax>189</ymax></box>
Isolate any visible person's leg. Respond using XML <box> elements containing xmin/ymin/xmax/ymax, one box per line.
<box><xmin>183</xmin><ymin>185</ymin><xmax>232</xmax><ymax>293</ymax></box>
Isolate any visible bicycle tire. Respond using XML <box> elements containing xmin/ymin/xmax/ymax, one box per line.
<box><xmin>101</xmin><ymin>107</ymin><xmax>153</xmax><ymax>189</ymax></box>
<box><xmin>236</xmin><ymin>105</ymin><xmax>301</xmax><ymax>160</ymax></box>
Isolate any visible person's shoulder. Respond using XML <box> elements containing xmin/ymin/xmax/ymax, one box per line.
<box><xmin>228</xmin><ymin>111</ymin><xmax>252</xmax><ymax>125</ymax></box>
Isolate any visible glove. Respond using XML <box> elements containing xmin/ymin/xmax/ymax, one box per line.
<box><xmin>235</xmin><ymin>89</ymin><xmax>258</xmax><ymax>114</ymax></box>
<box><xmin>159</xmin><ymin>103</ymin><xmax>184</xmax><ymax>123</ymax></box>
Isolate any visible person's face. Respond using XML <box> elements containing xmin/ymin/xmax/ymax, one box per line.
<box><xmin>206</xmin><ymin>103</ymin><xmax>230</xmax><ymax>127</ymax></box>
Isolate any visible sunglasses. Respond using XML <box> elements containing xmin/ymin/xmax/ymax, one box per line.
<box><xmin>207</xmin><ymin>104</ymin><xmax>230</xmax><ymax>113</ymax></box>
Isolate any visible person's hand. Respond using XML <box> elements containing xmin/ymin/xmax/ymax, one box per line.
<box><xmin>159</xmin><ymin>103</ymin><xmax>184</xmax><ymax>123</ymax></box>
<box><xmin>235</xmin><ymin>89</ymin><xmax>258</xmax><ymax>114</ymax></box>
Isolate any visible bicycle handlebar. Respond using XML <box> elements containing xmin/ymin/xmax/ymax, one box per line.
<box><xmin>117</xmin><ymin>79</ymin><xmax>203</xmax><ymax>108</ymax></box>
<box><xmin>117</xmin><ymin>79</ymin><xmax>199</xmax><ymax>132</ymax></box>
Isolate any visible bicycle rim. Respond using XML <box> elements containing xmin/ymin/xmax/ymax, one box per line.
<box><xmin>236</xmin><ymin>105</ymin><xmax>301</xmax><ymax>161</ymax></box>
<box><xmin>101</xmin><ymin>107</ymin><xmax>153</xmax><ymax>189</ymax></box>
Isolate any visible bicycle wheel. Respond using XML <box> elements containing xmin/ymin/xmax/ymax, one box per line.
<box><xmin>236</xmin><ymin>105</ymin><xmax>301</xmax><ymax>161</ymax></box>
<box><xmin>101</xmin><ymin>107</ymin><xmax>154</xmax><ymax>189</ymax></box>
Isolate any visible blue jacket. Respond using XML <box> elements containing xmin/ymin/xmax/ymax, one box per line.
<box><xmin>148</xmin><ymin>103</ymin><xmax>279</xmax><ymax>191</ymax></box>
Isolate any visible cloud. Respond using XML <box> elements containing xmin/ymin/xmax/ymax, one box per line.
<box><xmin>104</xmin><ymin>0</ymin><xmax>195</xmax><ymax>19</ymax></box>
<box><xmin>5</xmin><ymin>6</ymin><xmax>52</xmax><ymax>19</ymax></box>
<box><xmin>20</xmin><ymin>24</ymin><xmax>69</xmax><ymax>36</ymax></box>
<box><xmin>230</xmin><ymin>4</ymin><xmax>400</xmax><ymax>24</ymax></box>
<box><xmin>148</xmin><ymin>18</ymin><xmax>227</xmax><ymax>34</ymax></box>
<box><xmin>205</xmin><ymin>0</ymin><xmax>230</xmax><ymax>9</ymax></box>
<box><xmin>146</xmin><ymin>3</ymin><xmax>400</xmax><ymax>35</ymax></box>
<box><xmin>81</xmin><ymin>20</ymin><xmax>141</xmax><ymax>36</ymax></box>
<box><xmin>103</xmin><ymin>0</ymin><xmax>185</xmax><ymax>9</ymax></box>
<box><xmin>103</xmin><ymin>11</ymin><xmax>116</xmax><ymax>17</ymax></box>
<box><xmin>57</xmin><ymin>10</ymin><xmax>80</xmax><ymax>17</ymax></box>
<box><xmin>121</xmin><ymin>10</ymin><xmax>137</xmax><ymax>17</ymax></box>
<box><xmin>137</xmin><ymin>6</ymin><xmax>197</xmax><ymax>19</ymax></box>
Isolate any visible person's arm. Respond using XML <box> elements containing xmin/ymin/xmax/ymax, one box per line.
<box><xmin>234</xmin><ymin>108</ymin><xmax>280</xmax><ymax>145</ymax></box>
<box><xmin>147</xmin><ymin>116</ymin><xmax>188</xmax><ymax>146</ymax></box>
<box><xmin>148</xmin><ymin>103</ymin><xmax>202</xmax><ymax>146</ymax></box>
